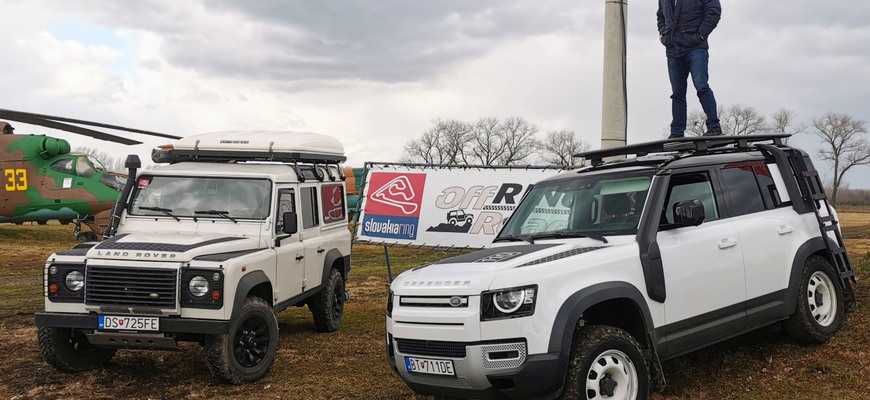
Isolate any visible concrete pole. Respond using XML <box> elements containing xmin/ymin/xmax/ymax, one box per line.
<box><xmin>601</xmin><ymin>0</ymin><xmax>628</xmax><ymax>150</ymax></box>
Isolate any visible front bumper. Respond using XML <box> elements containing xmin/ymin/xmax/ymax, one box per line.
<box><xmin>387</xmin><ymin>334</ymin><xmax>563</xmax><ymax>399</ymax></box>
<box><xmin>34</xmin><ymin>312</ymin><xmax>230</xmax><ymax>335</ymax></box>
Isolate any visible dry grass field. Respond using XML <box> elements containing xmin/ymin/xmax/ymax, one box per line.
<box><xmin>1</xmin><ymin>212</ymin><xmax>870</xmax><ymax>399</ymax></box>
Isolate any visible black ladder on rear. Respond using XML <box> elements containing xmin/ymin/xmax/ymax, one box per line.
<box><xmin>787</xmin><ymin>149</ymin><xmax>857</xmax><ymax>310</ymax></box>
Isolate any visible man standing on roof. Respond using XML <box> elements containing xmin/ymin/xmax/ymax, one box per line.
<box><xmin>658</xmin><ymin>0</ymin><xmax>722</xmax><ymax>138</ymax></box>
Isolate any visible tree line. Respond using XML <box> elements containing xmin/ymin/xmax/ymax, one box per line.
<box><xmin>401</xmin><ymin>106</ymin><xmax>869</xmax><ymax>206</ymax></box>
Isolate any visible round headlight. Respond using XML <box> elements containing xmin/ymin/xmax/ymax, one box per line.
<box><xmin>189</xmin><ymin>276</ymin><xmax>209</xmax><ymax>298</ymax></box>
<box><xmin>493</xmin><ymin>289</ymin><xmax>526</xmax><ymax>314</ymax></box>
<box><xmin>65</xmin><ymin>270</ymin><xmax>84</xmax><ymax>292</ymax></box>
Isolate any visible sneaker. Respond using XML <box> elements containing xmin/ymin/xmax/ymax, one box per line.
<box><xmin>668</xmin><ymin>133</ymin><xmax>684</xmax><ymax>139</ymax></box>
<box><xmin>704</xmin><ymin>126</ymin><xmax>723</xmax><ymax>136</ymax></box>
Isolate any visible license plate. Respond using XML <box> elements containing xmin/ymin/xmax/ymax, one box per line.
<box><xmin>405</xmin><ymin>356</ymin><xmax>455</xmax><ymax>376</ymax></box>
<box><xmin>98</xmin><ymin>315</ymin><xmax>160</xmax><ymax>331</ymax></box>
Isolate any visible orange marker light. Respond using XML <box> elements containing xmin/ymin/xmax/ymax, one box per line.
<box><xmin>212</xmin><ymin>291</ymin><xmax>221</xmax><ymax>301</ymax></box>
<box><xmin>49</xmin><ymin>284</ymin><xmax>58</xmax><ymax>294</ymax></box>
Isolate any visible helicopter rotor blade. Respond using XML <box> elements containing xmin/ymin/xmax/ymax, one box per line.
<box><xmin>0</xmin><ymin>108</ymin><xmax>181</xmax><ymax>144</ymax></box>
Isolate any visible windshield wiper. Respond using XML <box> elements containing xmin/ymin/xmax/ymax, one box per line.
<box><xmin>138</xmin><ymin>206</ymin><xmax>180</xmax><ymax>222</ymax></box>
<box><xmin>529</xmin><ymin>231</ymin><xmax>609</xmax><ymax>243</ymax></box>
<box><xmin>492</xmin><ymin>235</ymin><xmax>535</xmax><ymax>245</ymax></box>
<box><xmin>194</xmin><ymin>210</ymin><xmax>238</xmax><ymax>223</ymax></box>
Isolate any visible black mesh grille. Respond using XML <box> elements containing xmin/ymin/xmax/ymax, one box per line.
<box><xmin>396</xmin><ymin>339</ymin><xmax>467</xmax><ymax>358</ymax></box>
<box><xmin>85</xmin><ymin>266</ymin><xmax>177</xmax><ymax>308</ymax></box>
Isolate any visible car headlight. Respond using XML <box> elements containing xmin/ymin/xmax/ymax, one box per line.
<box><xmin>481</xmin><ymin>285</ymin><xmax>537</xmax><ymax>321</ymax></box>
<box><xmin>64</xmin><ymin>270</ymin><xmax>85</xmax><ymax>292</ymax></box>
<box><xmin>188</xmin><ymin>276</ymin><xmax>209</xmax><ymax>297</ymax></box>
<box><xmin>386</xmin><ymin>290</ymin><xmax>394</xmax><ymax>317</ymax></box>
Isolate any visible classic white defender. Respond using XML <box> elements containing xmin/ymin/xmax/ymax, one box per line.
<box><xmin>35</xmin><ymin>131</ymin><xmax>352</xmax><ymax>383</ymax></box>
<box><xmin>386</xmin><ymin>135</ymin><xmax>856</xmax><ymax>399</ymax></box>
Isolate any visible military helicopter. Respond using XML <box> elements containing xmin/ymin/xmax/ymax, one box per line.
<box><xmin>0</xmin><ymin>108</ymin><xmax>180</xmax><ymax>241</ymax></box>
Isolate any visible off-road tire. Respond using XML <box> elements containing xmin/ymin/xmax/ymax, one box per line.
<box><xmin>204</xmin><ymin>296</ymin><xmax>279</xmax><ymax>384</ymax></box>
<box><xmin>38</xmin><ymin>326</ymin><xmax>116</xmax><ymax>372</ymax></box>
<box><xmin>309</xmin><ymin>268</ymin><xmax>345</xmax><ymax>333</ymax></box>
<box><xmin>784</xmin><ymin>256</ymin><xmax>844</xmax><ymax>345</ymax></box>
<box><xmin>561</xmin><ymin>325</ymin><xmax>649</xmax><ymax>400</ymax></box>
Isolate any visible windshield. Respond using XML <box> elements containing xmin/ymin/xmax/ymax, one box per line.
<box><xmin>498</xmin><ymin>171</ymin><xmax>653</xmax><ymax>239</ymax></box>
<box><xmin>128</xmin><ymin>175</ymin><xmax>271</xmax><ymax>220</ymax></box>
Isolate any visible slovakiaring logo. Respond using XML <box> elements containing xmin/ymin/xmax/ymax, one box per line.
<box><xmin>361</xmin><ymin>172</ymin><xmax>426</xmax><ymax>240</ymax></box>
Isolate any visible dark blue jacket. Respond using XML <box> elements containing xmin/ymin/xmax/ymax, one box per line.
<box><xmin>657</xmin><ymin>0</ymin><xmax>721</xmax><ymax>57</ymax></box>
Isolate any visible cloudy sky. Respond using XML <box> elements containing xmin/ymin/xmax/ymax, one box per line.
<box><xmin>1</xmin><ymin>1</ymin><xmax>869</xmax><ymax>186</ymax></box>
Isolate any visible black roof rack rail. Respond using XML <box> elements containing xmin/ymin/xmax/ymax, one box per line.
<box><xmin>575</xmin><ymin>134</ymin><xmax>791</xmax><ymax>166</ymax></box>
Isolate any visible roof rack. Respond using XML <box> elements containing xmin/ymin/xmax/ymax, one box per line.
<box><xmin>576</xmin><ymin>134</ymin><xmax>791</xmax><ymax>166</ymax></box>
<box><xmin>152</xmin><ymin>130</ymin><xmax>347</xmax><ymax>164</ymax></box>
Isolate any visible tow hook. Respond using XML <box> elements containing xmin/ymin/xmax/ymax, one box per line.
<box><xmin>345</xmin><ymin>290</ymin><xmax>352</xmax><ymax>302</ymax></box>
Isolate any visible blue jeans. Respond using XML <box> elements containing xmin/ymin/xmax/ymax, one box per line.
<box><xmin>667</xmin><ymin>48</ymin><xmax>719</xmax><ymax>136</ymax></box>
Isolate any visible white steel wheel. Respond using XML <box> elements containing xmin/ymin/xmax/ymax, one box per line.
<box><xmin>807</xmin><ymin>270</ymin><xmax>837</xmax><ymax>327</ymax></box>
<box><xmin>585</xmin><ymin>349</ymin><xmax>639</xmax><ymax>399</ymax></box>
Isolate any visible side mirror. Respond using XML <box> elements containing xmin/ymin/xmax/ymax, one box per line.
<box><xmin>673</xmin><ymin>199</ymin><xmax>705</xmax><ymax>227</ymax></box>
<box><xmin>282</xmin><ymin>212</ymin><xmax>298</xmax><ymax>235</ymax></box>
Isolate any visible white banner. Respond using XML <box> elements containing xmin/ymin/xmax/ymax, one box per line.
<box><xmin>355</xmin><ymin>164</ymin><xmax>566</xmax><ymax>248</ymax></box>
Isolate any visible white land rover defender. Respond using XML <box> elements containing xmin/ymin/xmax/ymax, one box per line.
<box><xmin>386</xmin><ymin>135</ymin><xmax>857</xmax><ymax>399</ymax></box>
<box><xmin>35</xmin><ymin>131</ymin><xmax>352</xmax><ymax>383</ymax></box>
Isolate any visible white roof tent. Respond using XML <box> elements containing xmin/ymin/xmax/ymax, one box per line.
<box><xmin>152</xmin><ymin>130</ymin><xmax>347</xmax><ymax>164</ymax></box>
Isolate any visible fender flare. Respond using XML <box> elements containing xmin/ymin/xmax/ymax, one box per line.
<box><xmin>321</xmin><ymin>249</ymin><xmax>350</xmax><ymax>285</ymax></box>
<box><xmin>785</xmin><ymin>237</ymin><xmax>836</xmax><ymax>310</ymax></box>
<box><xmin>548</xmin><ymin>281</ymin><xmax>656</xmax><ymax>355</ymax></box>
<box><xmin>231</xmin><ymin>270</ymin><xmax>270</xmax><ymax>319</ymax></box>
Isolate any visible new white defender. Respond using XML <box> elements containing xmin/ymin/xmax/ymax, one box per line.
<box><xmin>36</xmin><ymin>131</ymin><xmax>352</xmax><ymax>383</ymax></box>
<box><xmin>386</xmin><ymin>135</ymin><xmax>856</xmax><ymax>399</ymax></box>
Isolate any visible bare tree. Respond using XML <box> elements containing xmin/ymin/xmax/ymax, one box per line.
<box><xmin>721</xmin><ymin>104</ymin><xmax>766</xmax><ymax>135</ymax></box>
<box><xmin>74</xmin><ymin>146</ymin><xmax>124</xmax><ymax>172</ymax></box>
<box><xmin>498</xmin><ymin>116</ymin><xmax>540</xmax><ymax>165</ymax></box>
<box><xmin>401</xmin><ymin>127</ymin><xmax>442</xmax><ymax>164</ymax></box>
<box><xmin>813</xmin><ymin>112</ymin><xmax>870</xmax><ymax>206</ymax></box>
<box><xmin>469</xmin><ymin>117</ymin><xmax>505</xmax><ymax>165</ymax></box>
<box><xmin>540</xmin><ymin>130</ymin><xmax>590</xmax><ymax>166</ymax></box>
<box><xmin>767</xmin><ymin>109</ymin><xmax>806</xmax><ymax>143</ymax></box>
<box><xmin>401</xmin><ymin>118</ymin><xmax>472</xmax><ymax>164</ymax></box>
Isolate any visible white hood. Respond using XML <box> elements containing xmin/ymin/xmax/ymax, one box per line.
<box><xmin>87</xmin><ymin>232</ymin><xmax>262</xmax><ymax>262</ymax></box>
<box><xmin>391</xmin><ymin>243</ymin><xmax>607</xmax><ymax>295</ymax></box>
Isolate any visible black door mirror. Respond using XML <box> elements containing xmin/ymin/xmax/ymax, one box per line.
<box><xmin>673</xmin><ymin>199</ymin><xmax>705</xmax><ymax>227</ymax></box>
<box><xmin>282</xmin><ymin>212</ymin><xmax>298</xmax><ymax>235</ymax></box>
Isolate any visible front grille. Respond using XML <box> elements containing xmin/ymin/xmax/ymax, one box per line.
<box><xmin>86</xmin><ymin>266</ymin><xmax>177</xmax><ymax>308</ymax></box>
<box><xmin>399</xmin><ymin>296</ymin><xmax>469</xmax><ymax>308</ymax></box>
<box><xmin>396</xmin><ymin>339</ymin><xmax>467</xmax><ymax>358</ymax></box>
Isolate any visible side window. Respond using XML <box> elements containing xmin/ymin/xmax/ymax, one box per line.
<box><xmin>275</xmin><ymin>189</ymin><xmax>295</xmax><ymax>234</ymax></box>
<box><xmin>50</xmin><ymin>159</ymin><xmax>74</xmax><ymax>174</ymax></box>
<box><xmin>720</xmin><ymin>163</ymin><xmax>766</xmax><ymax>216</ymax></box>
<box><xmin>662</xmin><ymin>172</ymin><xmax>719</xmax><ymax>225</ymax></box>
<box><xmin>300</xmin><ymin>187</ymin><xmax>319</xmax><ymax>229</ymax></box>
<box><xmin>321</xmin><ymin>183</ymin><xmax>346</xmax><ymax>224</ymax></box>
<box><xmin>75</xmin><ymin>157</ymin><xmax>96</xmax><ymax>177</ymax></box>
<box><xmin>755</xmin><ymin>164</ymin><xmax>784</xmax><ymax>208</ymax></box>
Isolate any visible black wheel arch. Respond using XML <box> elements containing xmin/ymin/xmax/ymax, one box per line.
<box><xmin>547</xmin><ymin>281</ymin><xmax>658</xmax><ymax>392</ymax></box>
<box><xmin>321</xmin><ymin>249</ymin><xmax>350</xmax><ymax>284</ymax></box>
<box><xmin>785</xmin><ymin>237</ymin><xmax>841</xmax><ymax>312</ymax></box>
<box><xmin>231</xmin><ymin>270</ymin><xmax>272</xmax><ymax>319</ymax></box>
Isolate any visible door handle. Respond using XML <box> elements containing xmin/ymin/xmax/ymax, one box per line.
<box><xmin>317</xmin><ymin>248</ymin><xmax>325</xmax><ymax>254</ymax></box>
<box><xmin>777</xmin><ymin>225</ymin><xmax>794</xmax><ymax>235</ymax></box>
<box><xmin>295</xmin><ymin>255</ymin><xmax>304</xmax><ymax>261</ymax></box>
<box><xmin>718</xmin><ymin>239</ymin><xmax>737</xmax><ymax>249</ymax></box>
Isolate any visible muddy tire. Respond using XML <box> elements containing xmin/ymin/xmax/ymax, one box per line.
<box><xmin>561</xmin><ymin>325</ymin><xmax>649</xmax><ymax>400</ymax></box>
<box><xmin>784</xmin><ymin>256</ymin><xmax>844</xmax><ymax>344</ymax></box>
<box><xmin>76</xmin><ymin>232</ymin><xmax>99</xmax><ymax>242</ymax></box>
<box><xmin>309</xmin><ymin>268</ymin><xmax>345</xmax><ymax>333</ymax></box>
<box><xmin>204</xmin><ymin>296</ymin><xmax>279</xmax><ymax>384</ymax></box>
<box><xmin>38</xmin><ymin>326</ymin><xmax>116</xmax><ymax>372</ymax></box>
